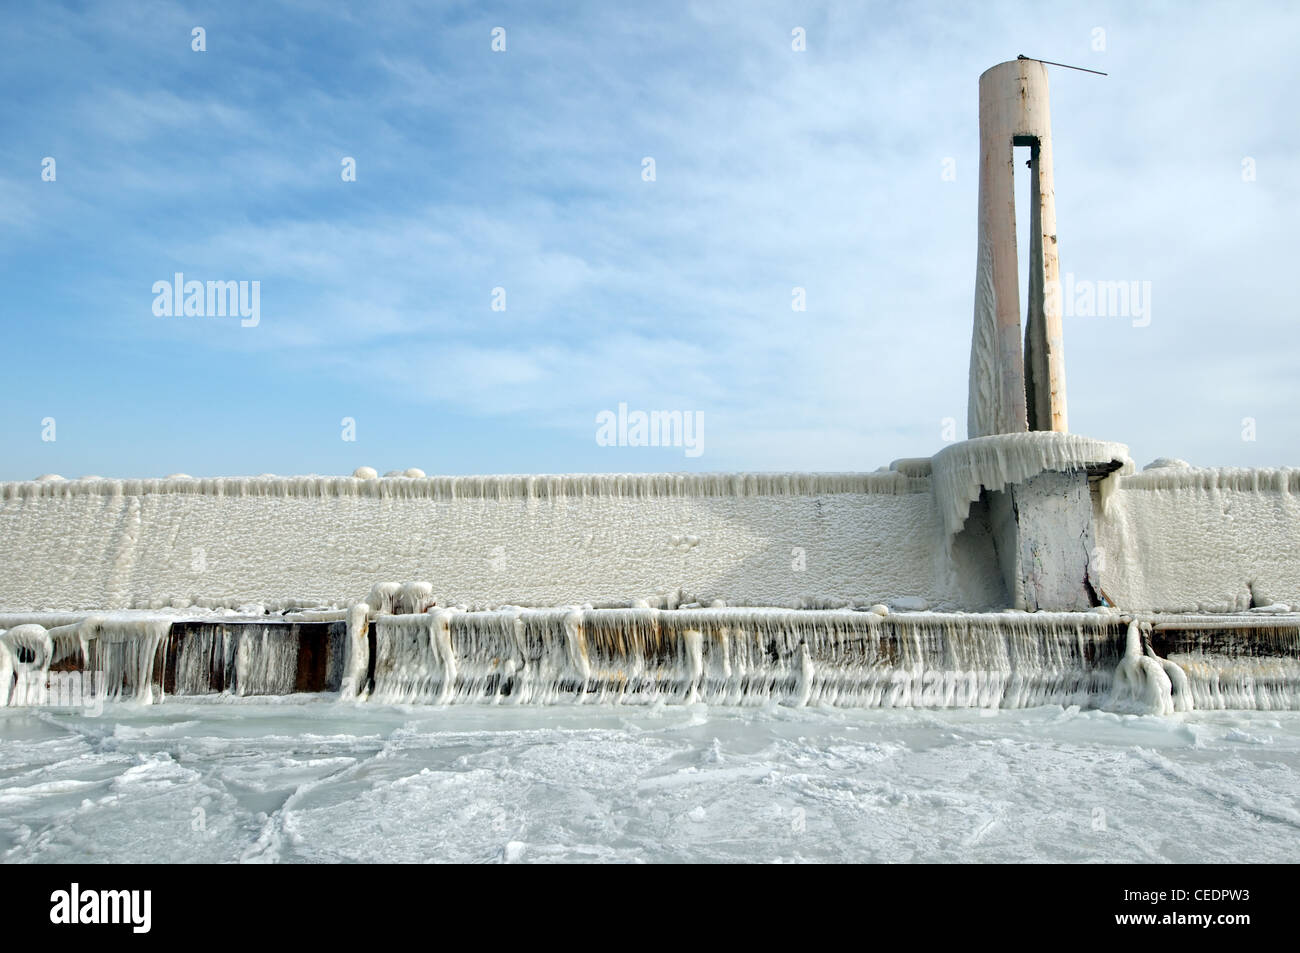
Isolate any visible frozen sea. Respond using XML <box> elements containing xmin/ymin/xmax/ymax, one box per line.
<box><xmin>2</xmin><ymin>700</ymin><xmax>1298</xmax><ymax>863</ymax></box>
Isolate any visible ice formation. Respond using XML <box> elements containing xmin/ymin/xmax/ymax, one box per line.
<box><xmin>1114</xmin><ymin>466</ymin><xmax>1300</xmax><ymax>495</ymax></box>
<box><xmin>1094</xmin><ymin>465</ymin><xmax>1300</xmax><ymax>612</ymax></box>
<box><xmin>8</xmin><ymin>456</ymin><xmax>1300</xmax><ymax>616</ymax></box>
<box><xmin>1</xmin><ymin>613</ymin><xmax>345</xmax><ymax>705</ymax></box>
<box><xmin>1143</xmin><ymin>457</ymin><xmax>1191</xmax><ymax>471</ymax></box>
<box><xmin>80</xmin><ymin>616</ymin><xmax>172</xmax><ymax>703</ymax></box>
<box><xmin>967</xmin><ymin>235</ymin><xmax>1002</xmax><ymax>438</ymax></box>
<box><xmin>1108</xmin><ymin>620</ymin><xmax>1178</xmax><ymax>715</ymax></box>
<box><xmin>5</xmin><ymin>699</ymin><xmax>1299</xmax><ymax>863</ymax></box>
<box><xmin>0</xmin><ymin>469</ymin><xmax>949</xmax><ymax>613</ymax></box>
<box><xmin>1</xmin><ymin>600</ymin><xmax>1296</xmax><ymax>712</ymax></box>
<box><xmin>0</xmin><ymin>470</ymin><xmax>915</xmax><ymax>502</ymax></box>
<box><xmin>340</xmin><ymin>602</ymin><xmax>370</xmax><ymax>699</ymax></box>
<box><xmin>360</xmin><ymin>606</ymin><xmax>1132</xmax><ymax>708</ymax></box>
<box><xmin>2</xmin><ymin>452</ymin><xmax>1298</xmax><ymax>712</ymax></box>
<box><xmin>0</xmin><ymin>624</ymin><xmax>54</xmax><ymax>707</ymax></box>
<box><xmin>1</xmin><ymin>51</ymin><xmax>1295</xmax><ymax>724</ymax></box>
<box><xmin>366</xmin><ymin>581</ymin><xmax>437</xmax><ymax>615</ymax></box>
<box><xmin>929</xmin><ymin>431</ymin><xmax>1131</xmax><ymax>542</ymax></box>
<box><xmin>1147</xmin><ymin>615</ymin><xmax>1300</xmax><ymax>710</ymax></box>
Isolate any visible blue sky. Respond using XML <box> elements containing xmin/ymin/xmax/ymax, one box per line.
<box><xmin>2</xmin><ymin>0</ymin><xmax>1298</xmax><ymax>480</ymax></box>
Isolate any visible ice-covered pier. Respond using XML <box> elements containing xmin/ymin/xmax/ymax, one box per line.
<box><xmin>3</xmin><ymin>60</ymin><xmax>1298</xmax><ymax>713</ymax></box>
<box><xmin>3</xmin><ymin>602</ymin><xmax>1299</xmax><ymax>712</ymax></box>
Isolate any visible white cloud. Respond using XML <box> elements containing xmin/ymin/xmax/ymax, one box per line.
<box><xmin>5</xmin><ymin>0</ymin><xmax>1300</xmax><ymax>474</ymax></box>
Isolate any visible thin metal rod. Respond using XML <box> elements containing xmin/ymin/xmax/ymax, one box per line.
<box><xmin>1017</xmin><ymin>54</ymin><xmax>1108</xmax><ymax>76</ymax></box>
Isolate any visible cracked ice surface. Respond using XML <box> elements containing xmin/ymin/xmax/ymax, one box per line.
<box><xmin>1</xmin><ymin>701</ymin><xmax>1297</xmax><ymax>863</ymax></box>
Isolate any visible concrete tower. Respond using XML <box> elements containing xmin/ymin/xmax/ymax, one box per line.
<box><xmin>967</xmin><ymin>58</ymin><xmax>1067</xmax><ymax>438</ymax></box>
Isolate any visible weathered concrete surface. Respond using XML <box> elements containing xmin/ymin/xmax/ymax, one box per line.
<box><xmin>1011</xmin><ymin>469</ymin><xmax>1096</xmax><ymax>611</ymax></box>
<box><xmin>983</xmin><ymin>470</ymin><xmax>1096</xmax><ymax>611</ymax></box>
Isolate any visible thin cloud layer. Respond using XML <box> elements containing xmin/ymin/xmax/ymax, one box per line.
<box><xmin>1</xmin><ymin>1</ymin><xmax>1297</xmax><ymax>479</ymax></box>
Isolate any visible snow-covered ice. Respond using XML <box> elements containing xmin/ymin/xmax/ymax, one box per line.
<box><xmin>2</xmin><ymin>700</ymin><xmax>1297</xmax><ymax>863</ymax></box>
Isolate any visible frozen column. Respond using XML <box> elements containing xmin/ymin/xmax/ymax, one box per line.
<box><xmin>955</xmin><ymin>60</ymin><xmax>1087</xmax><ymax>610</ymax></box>
<box><xmin>968</xmin><ymin>58</ymin><xmax>1068</xmax><ymax>438</ymax></box>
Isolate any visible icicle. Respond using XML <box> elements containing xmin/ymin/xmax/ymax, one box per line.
<box><xmin>930</xmin><ymin>432</ymin><xmax>1131</xmax><ymax>543</ymax></box>
<box><xmin>506</xmin><ymin>611</ymin><xmax>527</xmax><ymax>704</ymax></box>
<box><xmin>1146</xmin><ymin>642</ymin><xmax>1193</xmax><ymax>713</ymax></box>
<box><xmin>563</xmin><ymin>609</ymin><xmax>591</xmax><ymax>685</ymax></box>
<box><xmin>233</xmin><ymin>630</ymin><xmax>252</xmax><ymax>695</ymax></box>
<box><xmin>366</xmin><ymin>582</ymin><xmax>402</xmax><ymax>616</ymax></box>
<box><xmin>1107</xmin><ymin>620</ymin><xmax>1175</xmax><ymax>715</ymax></box>
<box><xmin>80</xmin><ymin>617</ymin><xmax>171</xmax><ymax>704</ymax></box>
<box><xmin>429</xmin><ymin>608</ymin><xmax>459</xmax><ymax>705</ymax></box>
<box><xmin>0</xmin><ymin>625</ymin><xmax>53</xmax><ymax>706</ymax></box>
<box><xmin>0</xmin><ymin>630</ymin><xmax>10</xmax><ymax>707</ymax></box>
<box><xmin>1173</xmin><ymin>654</ymin><xmax>1300</xmax><ymax>711</ymax></box>
<box><xmin>340</xmin><ymin>603</ymin><xmax>370</xmax><ymax>700</ymax></box>
<box><xmin>231</xmin><ymin>625</ymin><xmax>299</xmax><ymax>696</ymax></box>
<box><xmin>792</xmin><ymin>641</ymin><xmax>814</xmax><ymax>707</ymax></box>
<box><xmin>681</xmin><ymin>628</ymin><xmax>703</xmax><ymax>703</ymax></box>
<box><xmin>356</xmin><ymin>607</ymin><xmax>1139</xmax><ymax>709</ymax></box>
<box><xmin>174</xmin><ymin>623</ymin><xmax>231</xmax><ymax>695</ymax></box>
<box><xmin>1</xmin><ymin>471</ymin><xmax>919</xmax><ymax>503</ymax></box>
<box><xmin>398</xmin><ymin>582</ymin><xmax>436</xmax><ymax>615</ymax></box>
<box><xmin>11</xmin><ymin>604</ymin><xmax>1284</xmax><ymax>712</ymax></box>
<box><xmin>1119</xmin><ymin>466</ymin><xmax>1300</xmax><ymax>494</ymax></box>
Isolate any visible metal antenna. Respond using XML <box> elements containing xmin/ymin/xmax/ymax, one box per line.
<box><xmin>1017</xmin><ymin>54</ymin><xmax>1107</xmax><ymax>77</ymax></box>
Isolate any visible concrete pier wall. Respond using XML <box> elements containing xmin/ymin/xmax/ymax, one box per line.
<box><xmin>3</xmin><ymin>462</ymin><xmax>1299</xmax><ymax>615</ymax></box>
<box><xmin>2</xmin><ymin>449</ymin><xmax>1300</xmax><ymax>613</ymax></box>
<box><xmin>1095</xmin><ymin>468</ymin><xmax>1300</xmax><ymax>612</ymax></box>
<box><xmin>0</xmin><ymin>473</ymin><xmax>998</xmax><ymax>612</ymax></box>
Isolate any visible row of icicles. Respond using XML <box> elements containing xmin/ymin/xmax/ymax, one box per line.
<box><xmin>0</xmin><ymin>607</ymin><xmax>1194</xmax><ymax>714</ymax></box>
